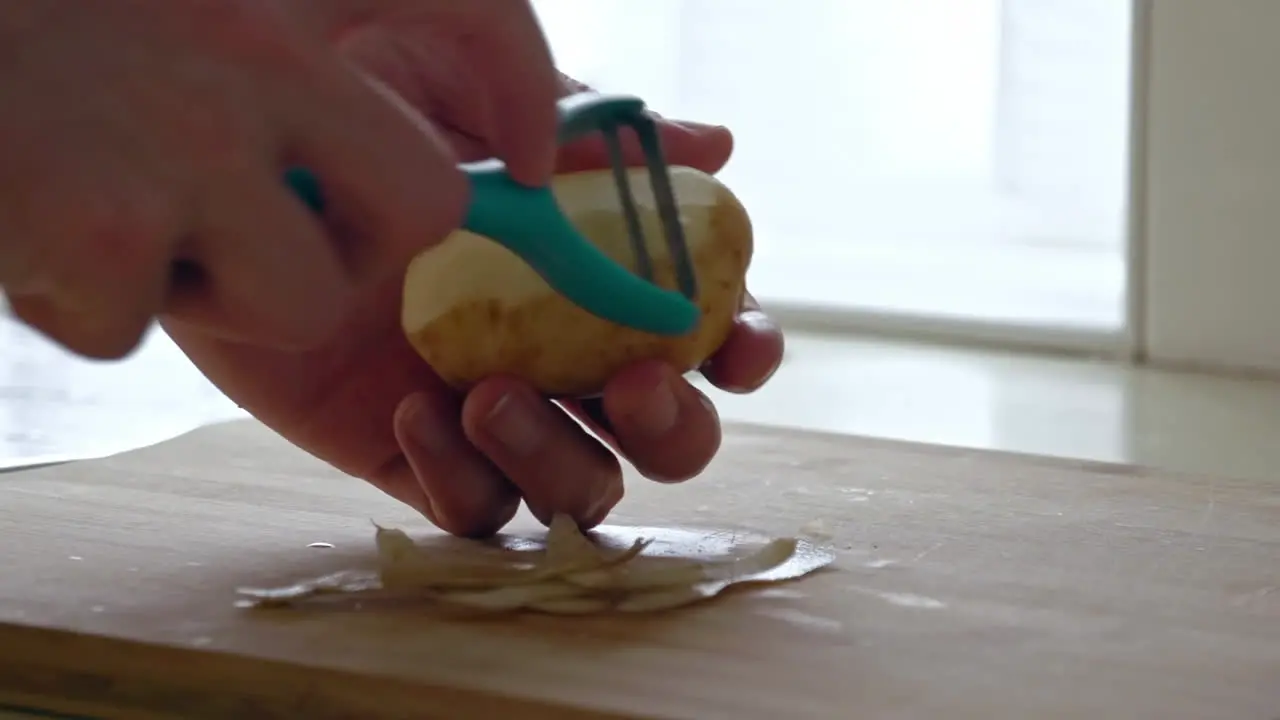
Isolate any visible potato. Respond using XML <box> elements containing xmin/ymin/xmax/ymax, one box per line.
<box><xmin>400</xmin><ymin>165</ymin><xmax>753</xmax><ymax>398</ymax></box>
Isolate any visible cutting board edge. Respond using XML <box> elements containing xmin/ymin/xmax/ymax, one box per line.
<box><xmin>0</xmin><ymin>622</ymin><xmax>647</xmax><ymax>720</ymax></box>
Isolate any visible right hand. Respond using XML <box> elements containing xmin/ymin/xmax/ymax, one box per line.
<box><xmin>0</xmin><ymin>0</ymin><xmax>559</xmax><ymax>360</ymax></box>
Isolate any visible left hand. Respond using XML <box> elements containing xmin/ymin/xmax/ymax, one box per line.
<box><xmin>164</xmin><ymin>13</ymin><xmax>785</xmax><ymax>538</ymax></box>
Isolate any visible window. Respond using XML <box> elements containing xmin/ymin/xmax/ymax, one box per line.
<box><xmin>0</xmin><ymin>296</ymin><xmax>242</xmax><ymax>467</ymax></box>
<box><xmin>536</xmin><ymin>0</ymin><xmax>1135</xmax><ymax>352</ymax></box>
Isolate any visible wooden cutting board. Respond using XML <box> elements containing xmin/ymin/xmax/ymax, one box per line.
<box><xmin>0</xmin><ymin>419</ymin><xmax>1277</xmax><ymax>719</ymax></box>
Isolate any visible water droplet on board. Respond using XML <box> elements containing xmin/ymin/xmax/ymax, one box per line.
<box><xmin>758</xmin><ymin>607</ymin><xmax>844</xmax><ymax>634</ymax></box>
<box><xmin>756</xmin><ymin>588</ymin><xmax>805</xmax><ymax>600</ymax></box>
<box><xmin>879</xmin><ymin>592</ymin><xmax>945</xmax><ymax>610</ymax></box>
<box><xmin>308</xmin><ymin>542</ymin><xmax>335</xmax><ymax>549</ymax></box>
<box><xmin>800</xmin><ymin>519</ymin><xmax>833</xmax><ymax>541</ymax></box>
<box><xmin>67</xmin><ymin>555</ymin><xmax>83</xmax><ymax>561</ymax></box>
<box><xmin>840</xmin><ymin>487</ymin><xmax>873</xmax><ymax>502</ymax></box>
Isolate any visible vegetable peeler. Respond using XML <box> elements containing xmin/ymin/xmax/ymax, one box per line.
<box><xmin>284</xmin><ymin>93</ymin><xmax>701</xmax><ymax>337</ymax></box>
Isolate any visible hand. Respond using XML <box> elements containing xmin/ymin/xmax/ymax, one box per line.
<box><xmin>166</xmin><ymin>21</ymin><xmax>784</xmax><ymax>537</ymax></box>
<box><xmin>0</xmin><ymin>0</ymin><xmax>558</xmax><ymax>359</ymax></box>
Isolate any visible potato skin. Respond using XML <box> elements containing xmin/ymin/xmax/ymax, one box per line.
<box><xmin>403</xmin><ymin>174</ymin><xmax>753</xmax><ymax>398</ymax></box>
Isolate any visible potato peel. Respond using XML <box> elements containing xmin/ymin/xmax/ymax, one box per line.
<box><xmin>528</xmin><ymin>596</ymin><xmax>615</xmax><ymax>615</ymax></box>
<box><xmin>236</xmin><ymin>515</ymin><xmax>835</xmax><ymax>616</ymax></box>
<box><xmin>436</xmin><ymin>581</ymin><xmax>586</xmax><ymax>612</ymax></box>
<box><xmin>236</xmin><ymin>570</ymin><xmax>380</xmax><ymax>607</ymax></box>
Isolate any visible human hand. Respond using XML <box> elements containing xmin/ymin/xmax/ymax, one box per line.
<box><xmin>165</xmin><ymin>8</ymin><xmax>784</xmax><ymax>536</ymax></box>
<box><xmin>167</xmin><ymin>60</ymin><xmax>783</xmax><ymax>538</ymax></box>
<box><xmin>0</xmin><ymin>0</ymin><xmax>558</xmax><ymax>359</ymax></box>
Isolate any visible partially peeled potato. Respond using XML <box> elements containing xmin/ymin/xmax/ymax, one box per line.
<box><xmin>400</xmin><ymin>166</ymin><xmax>753</xmax><ymax>398</ymax></box>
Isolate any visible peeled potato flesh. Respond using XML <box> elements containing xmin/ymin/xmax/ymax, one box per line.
<box><xmin>400</xmin><ymin>166</ymin><xmax>754</xmax><ymax>398</ymax></box>
<box><xmin>235</xmin><ymin>515</ymin><xmax>835</xmax><ymax>617</ymax></box>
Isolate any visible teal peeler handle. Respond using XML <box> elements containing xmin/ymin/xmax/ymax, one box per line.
<box><xmin>458</xmin><ymin>158</ymin><xmax>699</xmax><ymax>337</ymax></box>
<box><xmin>283</xmin><ymin>94</ymin><xmax>700</xmax><ymax>337</ymax></box>
<box><xmin>555</xmin><ymin>93</ymin><xmax>647</xmax><ymax>143</ymax></box>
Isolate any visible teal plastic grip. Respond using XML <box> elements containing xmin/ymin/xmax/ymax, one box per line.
<box><xmin>282</xmin><ymin>94</ymin><xmax>702</xmax><ymax>337</ymax></box>
<box><xmin>285</xmin><ymin>167</ymin><xmax>324</xmax><ymax>212</ymax></box>
<box><xmin>460</xmin><ymin>159</ymin><xmax>700</xmax><ymax>337</ymax></box>
<box><xmin>556</xmin><ymin>93</ymin><xmax>647</xmax><ymax>143</ymax></box>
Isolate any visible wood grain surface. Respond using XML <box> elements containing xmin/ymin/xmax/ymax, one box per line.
<box><xmin>1</xmin><ymin>419</ymin><xmax>1277</xmax><ymax>719</ymax></box>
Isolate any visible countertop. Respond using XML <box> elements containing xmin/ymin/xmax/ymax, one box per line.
<box><xmin>7</xmin><ymin>312</ymin><xmax>1280</xmax><ymax>484</ymax></box>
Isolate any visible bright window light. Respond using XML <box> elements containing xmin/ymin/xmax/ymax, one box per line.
<box><xmin>536</xmin><ymin>0</ymin><xmax>1134</xmax><ymax>344</ymax></box>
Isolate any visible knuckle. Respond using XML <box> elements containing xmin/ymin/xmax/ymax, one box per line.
<box><xmin>5</xmin><ymin>170</ymin><xmax>178</xmax><ymax>294</ymax></box>
<box><xmin>169</xmin><ymin>105</ymin><xmax>263</xmax><ymax>169</ymax></box>
<box><xmin>8</xmin><ymin>294</ymin><xmax>149</xmax><ymax>360</ymax></box>
<box><xmin>186</xmin><ymin>0</ymin><xmax>290</xmax><ymax>50</ymax></box>
<box><xmin>71</xmin><ymin>192</ymin><xmax>177</xmax><ymax>273</ymax></box>
<box><xmin>0</xmin><ymin>242</ymin><xmax>38</xmax><ymax>294</ymax></box>
<box><xmin>69</xmin><ymin>322</ymin><xmax>151</xmax><ymax>361</ymax></box>
<box><xmin>191</xmin><ymin>0</ymin><xmax>320</xmax><ymax>77</ymax></box>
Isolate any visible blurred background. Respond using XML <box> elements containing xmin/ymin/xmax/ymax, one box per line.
<box><xmin>538</xmin><ymin>0</ymin><xmax>1131</xmax><ymax>337</ymax></box>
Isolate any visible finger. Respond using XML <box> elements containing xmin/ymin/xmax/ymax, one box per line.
<box><xmin>168</xmin><ymin>170</ymin><xmax>350</xmax><ymax>349</ymax></box>
<box><xmin>298</xmin><ymin>0</ymin><xmax>557</xmax><ymax>181</ymax></box>
<box><xmin>5</xmin><ymin>292</ymin><xmax>154</xmax><ymax>360</ymax></box>
<box><xmin>272</xmin><ymin>59</ymin><xmax>468</xmax><ymax>281</ymax></box>
<box><xmin>557</xmin><ymin>119</ymin><xmax>735</xmax><ymax>176</ymax></box>
<box><xmin>0</xmin><ymin>171</ymin><xmax>180</xmax><ymax>359</ymax></box>
<box><xmin>561</xmin><ymin>396</ymin><xmax>617</xmax><ymax>446</ymax></box>
<box><xmin>701</xmin><ymin>292</ymin><xmax>786</xmax><ymax>394</ymax></box>
<box><xmin>468</xmin><ymin>2</ymin><xmax>560</xmax><ymax>184</ymax></box>
<box><xmin>599</xmin><ymin>361</ymin><xmax>722</xmax><ymax>483</ymax></box>
<box><xmin>568</xmin><ymin>293</ymin><xmax>782</xmax><ymax>434</ymax></box>
<box><xmin>392</xmin><ymin>391</ymin><xmax>521</xmax><ymax>538</ymax></box>
<box><xmin>461</xmin><ymin>376</ymin><xmax>624</xmax><ymax>528</ymax></box>
<box><xmin>555</xmin><ymin>72</ymin><xmax>732</xmax><ymax>169</ymax></box>
<box><xmin>335</xmin><ymin>26</ymin><xmax>494</xmax><ymax>164</ymax></box>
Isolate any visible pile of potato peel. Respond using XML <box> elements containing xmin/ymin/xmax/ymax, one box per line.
<box><xmin>236</xmin><ymin>515</ymin><xmax>835</xmax><ymax>616</ymax></box>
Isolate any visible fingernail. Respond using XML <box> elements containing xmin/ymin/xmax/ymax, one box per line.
<box><xmin>631</xmin><ymin>375</ymin><xmax>679</xmax><ymax>439</ymax></box>
<box><xmin>672</xmin><ymin>120</ymin><xmax>724</xmax><ymax>132</ymax></box>
<box><xmin>405</xmin><ymin>395</ymin><xmax>455</xmax><ymax>458</ymax></box>
<box><xmin>484</xmin><ymin>391</ymin><xmax>546</xmax><ymax>457</ymax></box>
<box><xmin>739</xmin><ymin>309</ymin><xmax>779</xmax><ymax>334</ymax></box>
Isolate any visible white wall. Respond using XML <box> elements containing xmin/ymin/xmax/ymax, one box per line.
<box><xmin>1141</xmin><ymin>0</ymin><xmax>1280</xmax><ymax>374</ymax></box>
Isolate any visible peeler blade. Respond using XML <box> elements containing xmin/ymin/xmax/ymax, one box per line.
<box><xmin>628</xmin><ymin>115</ymin><xmax>699</xmax><ymax>302</ymax></box>
<box><xmin>602</xmin><ymin>127</ymin><xmax>654</xmax><ymax>283</ymax></box>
